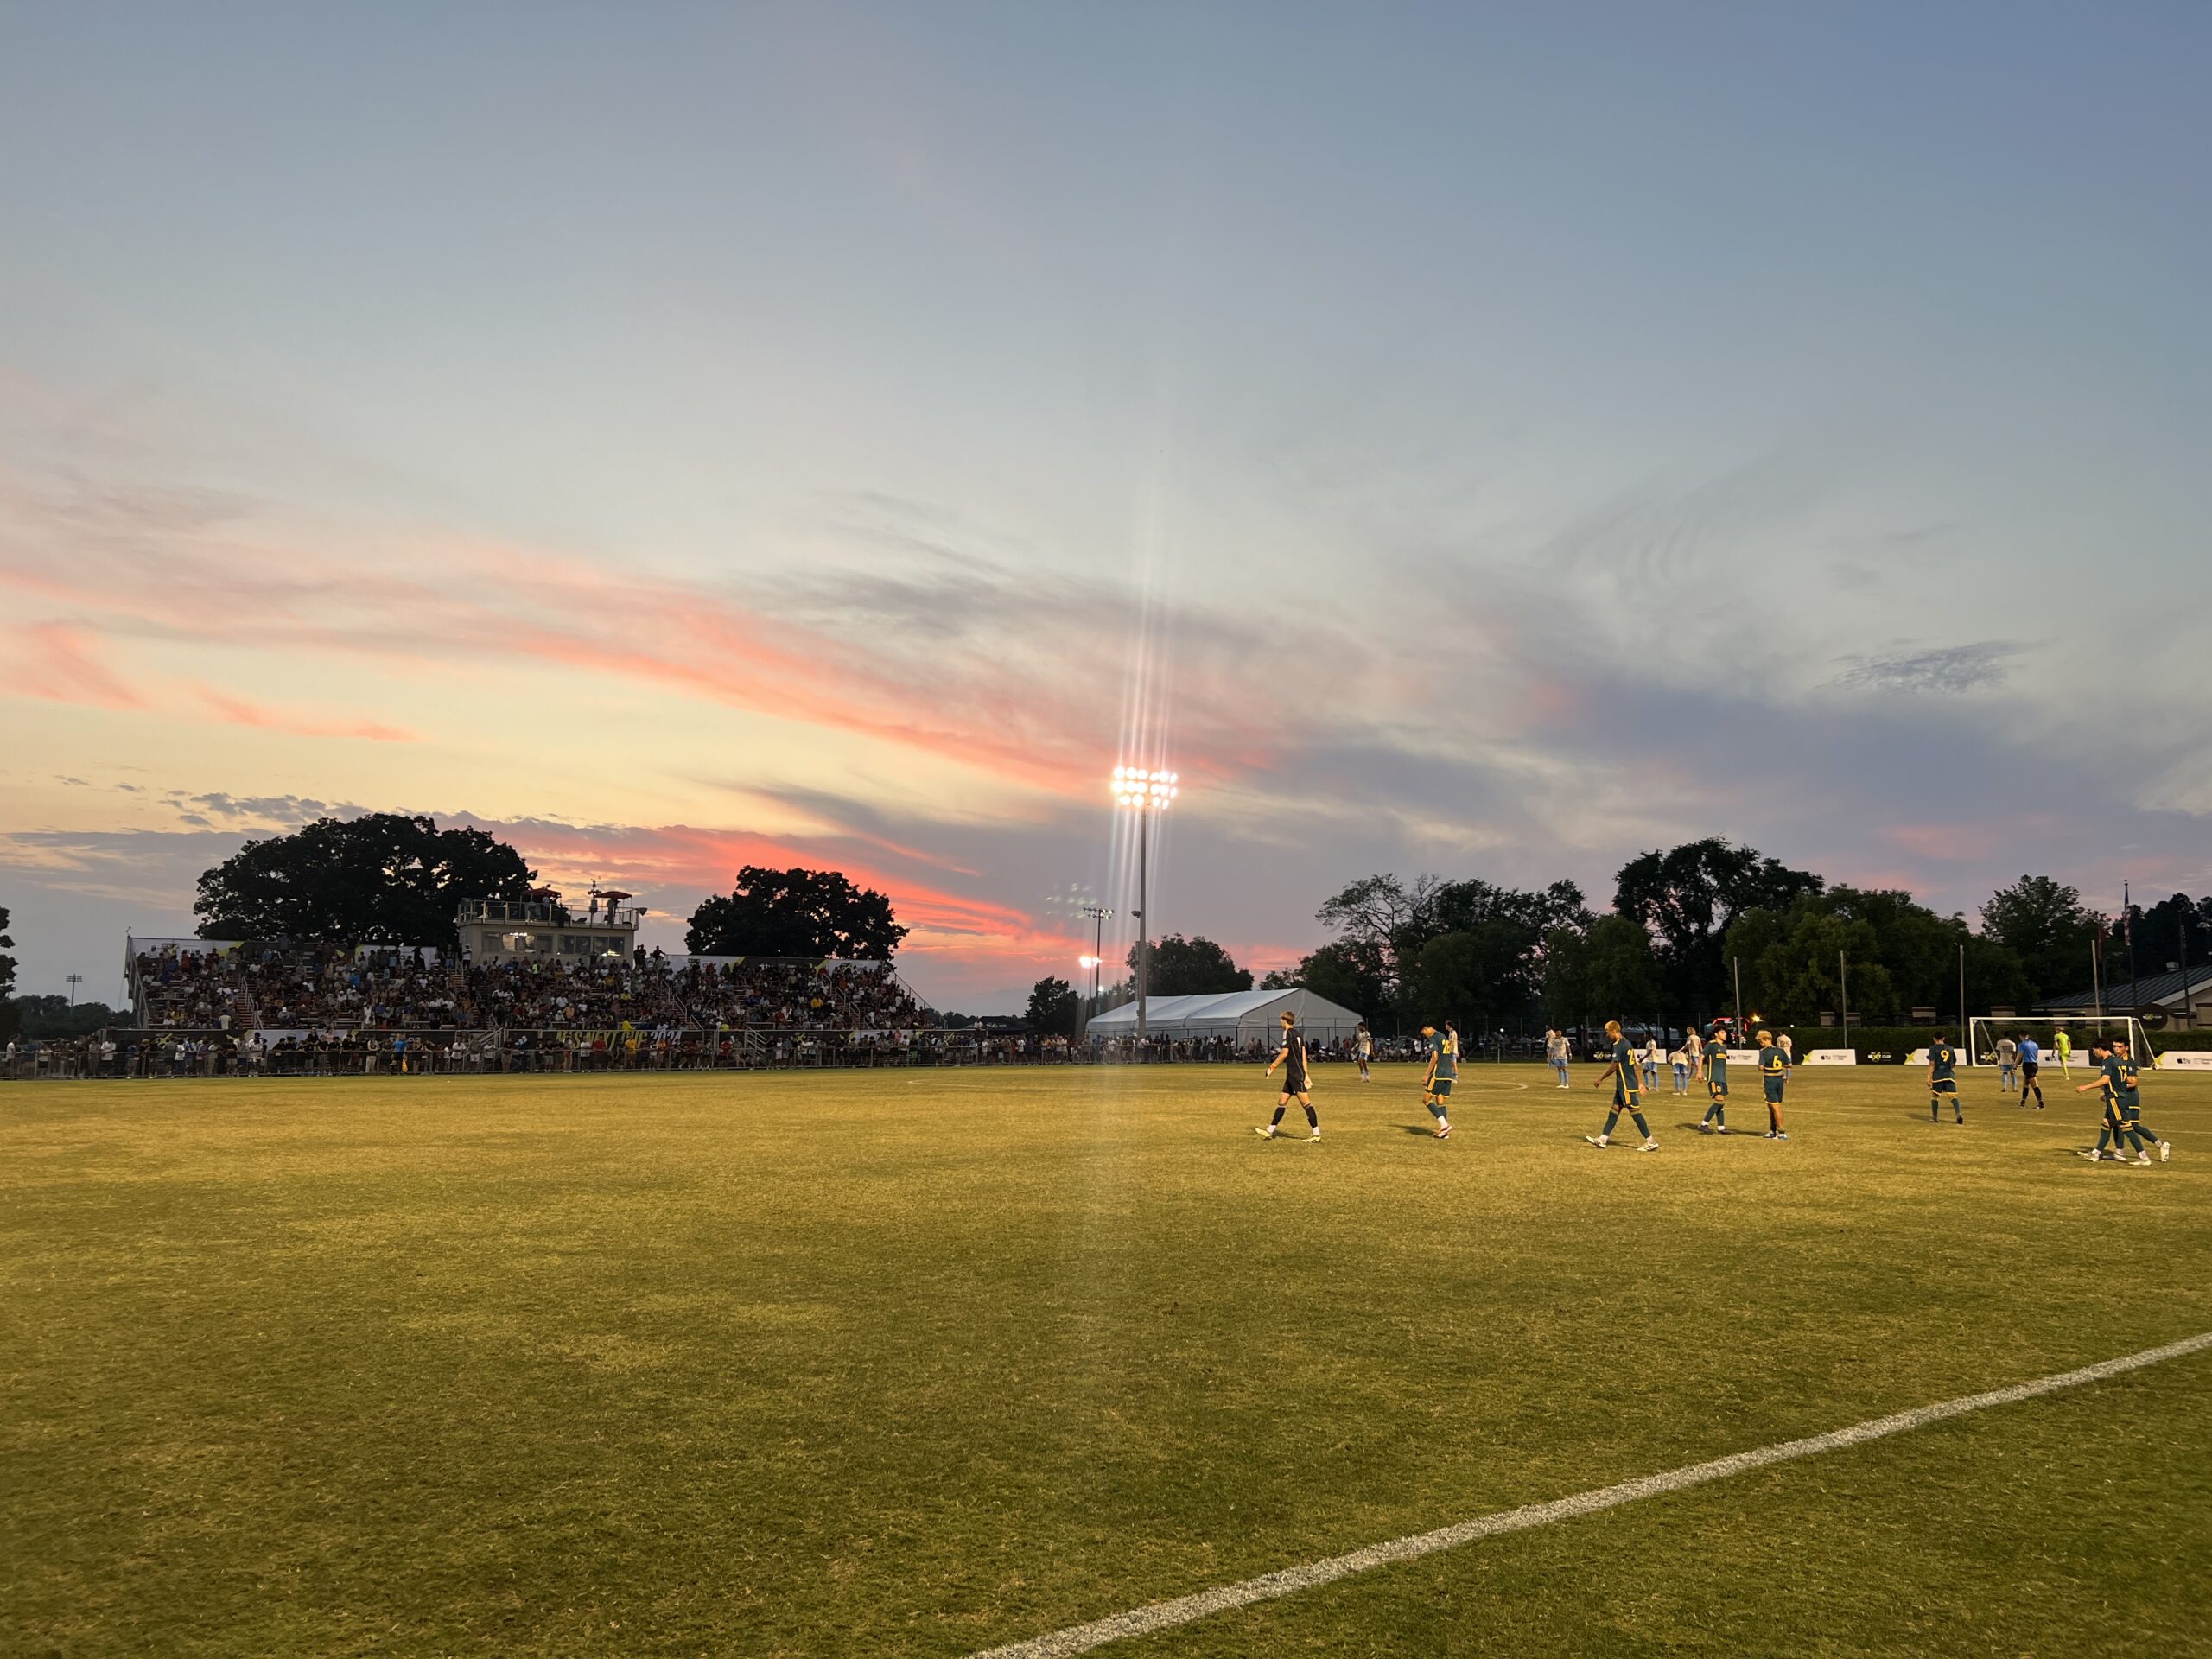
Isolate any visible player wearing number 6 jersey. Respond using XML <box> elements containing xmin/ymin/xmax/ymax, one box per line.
<box><xmin>1586</xmin><ymin>1020</ymin><xmax>1656</xmax><ymax>1151</ymax></box>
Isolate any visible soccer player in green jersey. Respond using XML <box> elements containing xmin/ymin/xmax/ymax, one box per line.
<box><xmin>1925</xmin><ymin>1033</ymin><xmax>1964</xmax><ymax>1124</ymax></box>
<box><xmin>1699</xmin><ymin>1027</ymin><xmax>1731</xmax><ymax>1133</ymax></box>
<box><xmin>2075</xmin><ymin>1039</ymin><xmax>2133</xmax><ymax>1161</ymax></box>
<box><xmin>1756</xmin><ymin>1029</ymin><xmax>1791</xmax><ymax>1139</ymax></box>
<box><xmin>1419</xmin><ymin>1022</ymin><xmax>1456</xmax><ymax>1138</ymax></box>
<box><xmin>2109</xmin><ymin>1037</ymin><xmax>2170</xmax><ymax>1164</ymax></box>
<box><xmin>1586</xmin><ymin>1019</ymin><xmax>1657</xmax><ymax>1151</ymax></box>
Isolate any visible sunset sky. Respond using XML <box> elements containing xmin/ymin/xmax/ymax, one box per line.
<box><xmin>3</xmin><ymin>4</ymin><xmax>2208</xmax><ymax>1010</ymax></box>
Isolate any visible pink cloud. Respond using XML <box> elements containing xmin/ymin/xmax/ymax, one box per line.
<box><xmin>3</xmin><ymin>621</ymin><xmax>148</xmax><ymax>710</ymax></box>
<box><xmin>0</xmin><ymin>470</ymin><xmax>1380</xmax><ymax>808</ymax></box>
<box><xmin>186</xmin><ymin>683</ymin><xmax>417</xmax><ymax>742</ymax></box>
<box><xmin>1884</xmin><ymin>823</ymin><xmax>1995</xmax><ymax>862</ymax></box>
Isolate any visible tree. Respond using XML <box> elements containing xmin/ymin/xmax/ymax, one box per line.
<box><xmin>1541</xmin><ymin>925</ymin><xmax>1591</xmax><ymax>1033</ymax></box>
<box><xmin>1980</xmin><ymin>875</ymin><xmax>2098</xmax><ymax>1001</ymax></box>
<box><xmin>10</xmin><ymin>995</ymin><xmax>124</xmax><ymax>1039</ymax></box>
<box><xmin>1722</xmin><ymin>886</ymin><xmax>2034</xmax><ymax>1027</ymax></box>
<box><xmin>1314</xmin><ymin>874</ymin><xmax>1442</xmax><ymax>999</ymax></box>
<box><xmin>1024</xmin><ymin>976</ymin><xmax>1080</xmax><ymax>1037</ymax></box>
<box><xmin>1407</xmin><ymin>921</ymin><xmax>1535</xmax><ymax>1035</ymax></box>
<box><xmin>1581</xmin><ymin>915</ymin><xmax>1662</xmax><ymax>1024</ymax></box>
<box><xmin>1126</xmin><ymin>933</ymin><xmax>1251</xmax><ymax>996</ymax></box>
<box><xmin>1317</xmin><ymin>872</ymin><xmax>1587</xmax><ymax>1027</ymax></box>
<box><xmin>2131</xmin><ymin>892</ymin><xmax>2212</xmax><ymax>976</ymax></box>
<box><xmin>1613</xmin><ymin>839</ymin><xmax>1825</xmax><ymax>1022</ymax></box>
<box><xmin>193</xmin><ymin>815</ymin><xmax>537</xmax><ymax>949</ymax></box>
<box><xmin>686</xmin><ymin>867</ymin><xmax>908</xmax><ymax>959</ymax></box>
<box><xmin>1266</xmin><ymin>940</ymin><xmax>1389</xmax><ymax>1024</ymax></box>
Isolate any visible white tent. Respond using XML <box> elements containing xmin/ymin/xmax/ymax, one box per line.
<box><xmin>1085</xmin><ymin>987</ymin><xmax>1365</xmax><ymax>1044</ymax></box>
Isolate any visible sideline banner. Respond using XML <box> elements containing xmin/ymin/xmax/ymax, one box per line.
<box><xmin>1805</xmin><ymin>1049</ymin><xmax>1857</xmax><ymax>1065</ymax></box>
<box><xmin>2162</xmin><ymin>1052</ymin><xmax>2212</xmax><ymax>1071</ymax></box>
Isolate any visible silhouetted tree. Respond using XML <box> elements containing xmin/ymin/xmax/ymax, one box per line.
<box><xmin>194</xmin><ymin>815</ymin><xmax>537</xmax><ymax>948</ymax></box>
<box><xmin>1613</xmin><ymin>838</ymin><xmax>1824</xmax><ymax>1021</ymax></box>
<box><xmin>686</xmin><ymin>867</ymin><xmax>908</xmax><ymax>959</ymax></box>
<box><xmin>1125</xmin><ymin>933</ymin><xmax>1251</xmax><ymax>995</ymax></box>
<box><xmin>1024</xmin><ymin>976</ymin><xmax>1080</xmax><ymax>1037</ymax></box>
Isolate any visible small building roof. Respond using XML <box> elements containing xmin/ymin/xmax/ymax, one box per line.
<box><xmin>2041</xmin><ymin>966</ymin><xmax>2212</xmax><ymax>1013</ymax></box>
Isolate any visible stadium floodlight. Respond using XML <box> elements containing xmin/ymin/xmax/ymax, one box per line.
<box><xmin>1076</xmin><ymin>903</ymin><xmax>1116</xmax><ymax>1033</ymax></box>
<box><xmin>1110</xmin><ymin>766</ymin><xmax>1178</xmax><ymax>1053</ymax></box>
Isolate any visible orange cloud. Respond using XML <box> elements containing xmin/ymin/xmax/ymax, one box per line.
<box><xmin>0</xmin><ymin>471</ymin><xmax>1370</xmax><ymax>808</ymax></box>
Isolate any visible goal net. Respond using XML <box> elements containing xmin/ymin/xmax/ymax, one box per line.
<box><xmin>1967</xmin><ymin>1014</ymin><xmax>2160</xmax><ymax>1071</ymax></box>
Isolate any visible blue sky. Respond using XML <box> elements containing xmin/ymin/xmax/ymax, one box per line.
<box><xmin>3</xmin><ymin>3</ymin><xmax>2208</xmax><ymax>1007</ymax></box>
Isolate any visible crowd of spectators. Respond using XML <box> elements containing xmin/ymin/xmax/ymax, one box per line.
<box><xmin>134</xmin><ymin>944</ymin><xmax>257</xmax><ymax>1029</ymax></box>
<box><xmin>123</xmin><ymin>942</ymin><xmax>929</xmax><ymax>1038</ymax></box>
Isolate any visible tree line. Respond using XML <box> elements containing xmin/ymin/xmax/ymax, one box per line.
<box><xmin>1283</xmin><ymin>842</ymin><xmax>2209</xmax><ymax>1034</ymax></box>
<box><xmin>1022</xmin><ymin>839</ymin><xmax>2211</xmax><ymax>1037</ymax></box>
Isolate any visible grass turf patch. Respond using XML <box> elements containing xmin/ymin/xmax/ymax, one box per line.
<box><xmin>3</xmin><ymin>1064</ymin><xmax>2209</xmax><ymax>1656</ymax></box>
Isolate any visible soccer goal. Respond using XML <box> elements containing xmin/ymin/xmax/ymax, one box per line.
<box><xmin>1967</xmin><ymin>1014</ymin><xmax>2161</xmax><ymax>1071</ymax></box>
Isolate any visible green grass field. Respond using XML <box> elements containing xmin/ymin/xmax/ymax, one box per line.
<box><xmin>6</xmin><ymin>1063</ymin><xmax>2211</xmax><ymax>1657</ymax></box>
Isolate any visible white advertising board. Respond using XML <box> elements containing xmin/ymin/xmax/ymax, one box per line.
<box><xmin>2162</xmin><ymin>1052</ymin><xmax>2212</xmax><ymax>1071</ymax></box>
<box><xmin>1724</xmin><ymin>1048</ymin><xmax>1759</xmax><ymax>1065</ymax></box>
<box><xmin>1805</xmin><ymin>1049</ymin><xmax>1857</xmax><ymax>1065</ymax></box>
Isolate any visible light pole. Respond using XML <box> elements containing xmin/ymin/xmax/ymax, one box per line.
<box><xmin>1077</xmin><ymin>903</ymin><xmax>1114</xmax><ymax>1016</ymax></box>
<box><xmin>1110</xmin><ymin>765</ymin><xmax>1177</xmax><ymax>1057</ymax></box>
<box><xmin>65</xmin><ymin>973</ymin><xmax>84</xmax><ymax>1006</ymax></box>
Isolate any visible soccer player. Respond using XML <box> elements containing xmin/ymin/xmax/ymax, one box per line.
<box><xmin>1757</xmin><ymin>1029</ymin><xmax>1791</xmax><ymax>1139</ymax></box>
<box><xmin>1684</xmin><ymin>1024</ymin><xmax>1705</xmax><ymax>1090</ymax></box>
<box><xmin>1925</xmin><ymin>1033</ymin><xmax>1964</xmax><ymax>1124</ymax></box>
<box><xmin>1257</xmin><ymin>1011</ymin><xmax>1320</xmax><ymax>1141</ymax></box>
<box><xmin>1669</xmin><ymin>1040</ymin><xmax>1690</xmax><ymax>1095</ymax></box>
<box><xmin>2075</xmin><ymin>1039</ymin><xmax>2131</xmax><ymax>1162</ymax></box>
<box><xmin>1700</xmin><ymin>1027</ymin><xmax>1732</xmax><ymax>1134</ymax></box>
<box><xmin>1586</xmin><ymin>1019</ymin><xmax>1657</xmax><ymax>1151</ymax></box>
<box><xmin>1418</xmin><ymin>1021</ymin><xmax>1456</xmax><ymax>1137</ymax></box>
<box><xmin>2054</xmin><ymin>1027</ymin><xmax>2074</xmax><ymax>1077</ymax></box>
<box><xmin>1546</xmin><ymin>1027</ymin><xmax>1571</xmax><ymax>1089</ymax></box>
<box><xmin>1640</xmin><ymin>1033</ymin><xmax>1662</xmax><ymax>1093</ymax></box>
<box><xmin>2110</xmin><ymin>1037</ymin><xmax>2171</xmax><ymax>1164</ymax></box>
<box><xmin>1994</xmin><ymin>1033</ymin><xmax>2018</xmax><ymax>1094</ymax></box>
<box><xmin>2016</xmin><ymin>1033</ymin><xmax>2044</xmax><ymax>1109</ymax></box>
<box><xmin>1355</xmin><ymin>1021</ymin><xmax>1373</xmax><ymax>1083</ymax></box>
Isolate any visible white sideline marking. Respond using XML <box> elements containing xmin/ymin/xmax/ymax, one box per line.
<box><xmin>965</xmin><ymin>1331</ymin><xmax>2212</xmax><ymax>1659</ymax></box>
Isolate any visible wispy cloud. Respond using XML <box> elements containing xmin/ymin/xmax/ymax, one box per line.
<box><xmin>1833</xmin><ymin>641</ymin><xmax>2023</xmax><ymax>695</ymax></box>
<box><xmin>185</xmin><ymin>683</ymin><xmax>417</xmax><ymax>742</ymax></box>
<box><xmin>4</xmin><ymin>620</ymin><xmax>147</xmax><ymax>709</ymax></box>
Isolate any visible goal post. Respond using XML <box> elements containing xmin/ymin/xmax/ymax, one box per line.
<box><xmin>1967</xmin><ymin>1014</ymin><xmax>2162</xmax><ymax>1071</ymax></box>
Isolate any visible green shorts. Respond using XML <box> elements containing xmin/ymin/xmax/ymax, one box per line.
<box><xmin>1707</xmin><ymin>1077</ymin><xmax>1729</xmax><ymax>1099</ymax></box>
<box><xmin>1930</xmin><ymin>1079</ymin><xmax>1956</xmax><ymax>1095</ymax></box>
<box><xmin>1430</xmin><ymin>1077</ymin><xmax>1454</xmax><ymax>1098</ymax></box>
<box><xmin>1613</xmin><ymin>1083</ymin><xmax>1642</xmax><ymax>1108</ymax></box>
<box><xmin>1763</xmin><ymin>1079</ymin><xmax>1786</xmax><ymax>1102</ymax></box>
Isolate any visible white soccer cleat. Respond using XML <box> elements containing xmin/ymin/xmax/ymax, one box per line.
<box><xmin>2160</xmin><ymin>1141</ymin><xmax>2172</xmax><ymax>1162</ymax></box>
<box><xmin>2077</xmin><ymin>1148</ymin><xmax>2101</xmax><ymax>1160</ymax></box>
<box><xmin>1307</xmin><ymin>1130</ymin><xmax>1322</xmax><ymax>1141</ymax></box>
<box><xmin>1637</xmin><ymin>1139</ymin><xmax>1659</xmax><ymax>1152</ymax></box>
<box><xmin>1585</xmin><ymin>1135</ymin><xmax>1608</xmax><ymax>1148</ymax></box>
<box><xmin>2137</xmin><ymin>1151</ymin><xmax>2153</xmax><ymax>1166</ymax></box>
<box><xmin>1253</xmin><ymin>1125</ymin><xmax>1276</xmax><ymax>1138</ymax></box>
